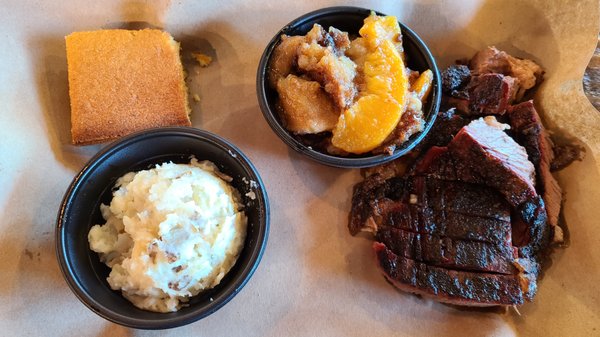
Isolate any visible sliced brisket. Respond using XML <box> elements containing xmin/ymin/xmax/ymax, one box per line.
<box><xmin>348</xmin><ymin>49</ymin><xmax>567</xmax><ymax>307</ymax></box>
<box><xmin>409</xmin><ymin>177</ymin><xmax>511</xmax><ymax>221</ymax></box>
<box><xmin>377</xmin><ymin>226</ymin><xmax>517</xmax><ymax>274</ymax></box>
<box><xmin>349</xmin><ymin>121</ymin><xmax>548</xmax><ymax>306</ymax></box>
<box><xmin>350</xmin><ymin>174</ymin><xmax>514</xmax><ymax>242</ymax></box>
<box><xmin>410</xmin><ymin>146</ymin><xmax>478</xmax><ymax>183</ymax></box>
<box><xmin>377</xmin><ymin>175</ymin><xmax>512</xmax><ymax>222</ymax></box>
<box><xmin>375</xmin><ymin>200</ymin><xmax>512</xmax><ymax>244</ymax></box>
<box><xmin>411</xmin><ymin>143</ymin><xmax>552</xmax><ymax>257</ymax></box>
<box><xmin>374</xmin><ymin>243</ymin><xmax>536</xmax><ymax>306</ymax></box>
<box><xmin>508</xmin><ymin>100</ymin><xmax>562</xmax><ymax>230</ymax></box>
<box><xmin>414</xmin><ymin>126</ymin><xmax>537</xmax><ymax>210</ymax></box>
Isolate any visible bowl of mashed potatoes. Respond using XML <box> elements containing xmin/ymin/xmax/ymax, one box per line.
<box><xmin>56</xmin><ymin>127</ymin><xmax>269</xmax><ymax>329</ymax></box>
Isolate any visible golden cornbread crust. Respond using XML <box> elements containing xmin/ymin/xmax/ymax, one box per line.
<box><xmin>66</xmin><ymin>29</ymin><xmax>191</xmax><ymax>145</ymax></box>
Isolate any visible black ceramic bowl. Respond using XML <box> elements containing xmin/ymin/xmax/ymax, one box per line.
<box><xmin>55</xmin><ymin>127</ymin><xmax>269</xmax><ymax>329</ymax></box>
<box><xmin>257</xmin><ymin>6</ymin><xmax>441</xmax><ymax>168</ymax></box>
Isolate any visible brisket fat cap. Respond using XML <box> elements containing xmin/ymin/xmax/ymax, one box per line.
<box><xmin>441</xmin><ymin>64</ymin><xmax>471</xmax><ymax>95</ymax></box>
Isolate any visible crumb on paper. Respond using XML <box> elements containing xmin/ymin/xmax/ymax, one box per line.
<box><xmin>553</xmin><ymin>225</ymin><xmax>564</xmax><ymax>243</ymax></box>
<box><xmin>192</xmin><ymin>52</ymin><xmax>212</xmax><ymax>67</ymax></box>
<box><xmin>193</xmin><ymin>93</ymin><xmax>201</xmax><ymax>102</ymax></box>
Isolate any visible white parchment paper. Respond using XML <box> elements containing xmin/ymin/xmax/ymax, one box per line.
<box><xmin>0</xmin><ymin>0</ymin><xmax>598</xmax><ymax>336</ymax></box>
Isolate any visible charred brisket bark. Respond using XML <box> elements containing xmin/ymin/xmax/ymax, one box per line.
<box><xmin>442</xmin><ymin>64</ymin><xmax>471</xmax><ymax>95</ymax></box>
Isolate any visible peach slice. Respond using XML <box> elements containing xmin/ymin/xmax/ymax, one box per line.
<box><xmin>411</xmin><ymin>69</ymin><xmax>433</xmax><ymax>101</ymax></box>
<box><xmin>331</xmin><ymin>17</ymin><xmax>409</xmax><ymax>154</ymax></box>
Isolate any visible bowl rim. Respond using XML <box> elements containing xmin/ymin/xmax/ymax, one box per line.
<box><xmin>256</xmin><ymin>5</ymin><xmax>441</xmax><ymax>168</ymax></box>
<box><xmin>55</xmin><ymin>126</ymin><xmax>270</xmax><ymax>329</ymax></box>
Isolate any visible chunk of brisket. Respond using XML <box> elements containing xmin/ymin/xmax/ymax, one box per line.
<box><xmin>447</xmin><ymin>117</ymin><xmax>536</xmax><ymax>207</ymax></box>
<box><xmin>468</xmin><ymin>74</ymin><xmax>516</xmax><ymax>115</ymax></box>
<box><xmin>507</xmin><ymin>101</ymin><xmax>551</xmax><ymax>165</ymax></box>
<box><xmin>470</xmin><ymin>46</ymin><xmax>543</xmax><ymax>100</ymax></box>
<box><xmin>441</xmin><ymin>64</ymin><xmax>471</xmax><ymax>95</ymax></box>
<box><xmin>446</xmin><ymin>74</ymin><xmax>517</xmax><ymax>116</ymax></box>
<box><xmin>374</xmin><ymin>243</ymin><xmax>537</xmax><ymax>306</ymax></box>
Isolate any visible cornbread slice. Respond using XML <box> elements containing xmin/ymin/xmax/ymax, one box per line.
<box><xmin>66</xmin><ymin>29</ymin><xmax>191</xmax><ymax>145</ymax></box>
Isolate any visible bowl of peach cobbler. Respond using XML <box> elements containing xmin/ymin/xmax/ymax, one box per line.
<box><xmin>257</xmin><ymin>6</ymin><xmax>441</xmax><ymax>168</ymax></box>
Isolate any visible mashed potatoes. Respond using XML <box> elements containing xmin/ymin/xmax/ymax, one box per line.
<box><xmin>88</xmin><ymin>158</ymin><xmax>247</xmax><ymax>312</ymax></box>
